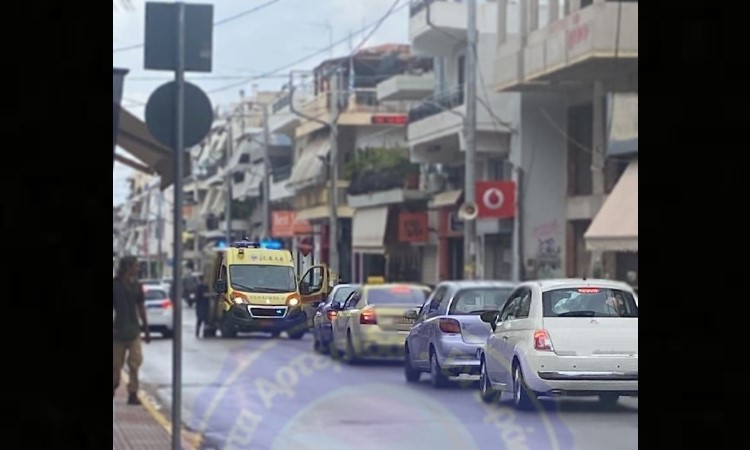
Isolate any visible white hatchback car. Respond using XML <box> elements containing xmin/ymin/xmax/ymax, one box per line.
<box><xmin>143</xmin><ymin>285</ymin><xmax>174</xmax><ymax>338</ymax></box>
<box><xmin>478</xmin><ymin>279</ymin><xmax>637</xmax><ymax>409</ymax></box>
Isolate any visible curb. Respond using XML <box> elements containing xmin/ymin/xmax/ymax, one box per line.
<box><xmin>120</xmin><ymin>371</ymin><xmax>203</xmax><ymax>449</ymax></box>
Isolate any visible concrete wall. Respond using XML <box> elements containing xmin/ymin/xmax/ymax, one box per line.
<box><xmin>515</xmin><ymin>92</ymin><xmax>568</xmax><ymax>279</ymax></box>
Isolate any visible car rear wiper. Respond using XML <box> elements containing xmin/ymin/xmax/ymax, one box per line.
<box><xmin>557</xmin><ymin>310</ymin><xmax>596</xmax><ymax>317</ymax></box>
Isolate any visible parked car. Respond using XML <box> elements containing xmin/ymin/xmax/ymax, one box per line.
<box><xmin>142</xmin><ymin>285</ymin><xmax>174</xmax><ymax>338</ymax></box>
<box><xmin>404</xmin><ymin>281</ymin><xmax>517</xmax><ymax>388</ymax></box>
<box><xmin>330</xmin><ymin>283</ymin><xmax>430</xmax><ymax>364</ymax></box>
<box><xmin>312</xmin><ymin>283</ymin><xmax>360</xmax><ymax>354</ymax></box>
<box><xmin>478</xmin><ymin>279</ymin><xmax>638</xmax><ymax>410</ymax></box>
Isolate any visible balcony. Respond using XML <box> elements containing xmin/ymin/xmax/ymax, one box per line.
<box><xmin>409</xmin><ymin>0</ymin><xmax>467</xmax><ymax>57</ymax></box>
<box><xmin>295</xmin><ymin>89</ymin><xmax>411</xmax><ymax>138</ymax></box>
<box><xmin>346</xmin><ymin>152</ymin><xmax>427</xmax><ymax>209</ymax></box>
<box><xmin>268</xmin><ymin>91</ymin><xmax>310</xmax><ymax>136</ymax></box>
<box><xmin>495</xmin><ymin>1</ymin><xmax>638</xmax><ymax>92</ymax></box>
<box><xmin>376</xmin><ymin>73</ymin><xmax>434</xmax><ymax>102</ymax></box>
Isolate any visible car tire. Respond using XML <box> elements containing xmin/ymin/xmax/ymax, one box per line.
<box><xmin>287</xmin><ymin>328</ymin><xmax>306</xmax><ymax>340</ymax></box>
<box><xmin>330</xmin><ymin>338</ymin><xmax>342</xmax><ymax>361</ymax></box>
<box><xmin>479</xmin><ymin>358</ymin><xmax>500</xmax><ymax>404</ymax></box>
<box><xmin>599</xmin><ymin>393</ymin><xmax>620</xmax><ymax>408</ymax></box>
<box><xmin>220</xmin><ymin>317</ymin><xmax>237</xmax><ymax>339</ymax></box>
<box><xmin>512</xmin><ymin>362</ymin><xmax>535</xmax><ymax>411</ymax></box>
<box><xmin>344</xmin><ymin>332</ymin><xmax>359</xmax><ymax>365</ymax></box>
<box><xmin>404</xmin><ymin>346</ymin><xmax>421</xmax><ymax>383</ymax></box>
<box><xmin>430</xmin><ymin>350</ymin><xmax>450</xmax><ymax>388</ymax></box>
<box><xmin>313</xmin><ymin>331</ymin><xmax>323</xmax><ymax>353</ymax></box>
<box><xmin>203</xmin><ymin>327</ymin><xmax>216</xmax><ymax>338</ymax></box>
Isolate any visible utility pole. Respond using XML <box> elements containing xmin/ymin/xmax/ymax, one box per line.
<box><xmin>192</xmin><ymin>153</ymin><xmax>200</xmax><ymax>273</ymax></box>
<box><xmin>261</xmin><ymin>103</ymin><xmax>272</xmax><ymax>239</ymax></box>
<box><xmin>225</xmin><ymin>116</ymin><xmax>234</xmax><ymax>244</ymax></box>
<box><xmin>157</xmin><ymin>187</ymin><xmax>163</xmax><ymax>278</ymax></box>
<box><xmin>145</xmin><ymin>185</ymin><xmax>152</xmax><ymax>278</ymax></box>
<box><xmin>289</xmin><ymin>68</ymin><xmax>341</xmax><ymax>276</ymax></box>
<box><xmin>464</xmin><ymin>0</ymin><xmax>478</xmax><ymax>280</ymax></box>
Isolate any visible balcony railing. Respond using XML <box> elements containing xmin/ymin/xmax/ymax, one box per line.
<box><xmin>271</xmin><ymin>94</ymin><xmax>291</xmax><ymax>114</ymax></box>
<box><xmin>407</xmin><ymin>87</ymin><xmax>465</xmax><ymax>124</ymax></box>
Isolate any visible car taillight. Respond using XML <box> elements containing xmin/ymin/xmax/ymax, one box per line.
<box><xmin>360</xmin><ymin>306</ymin><xmax>377</xmax><ymax>325</ymax></box>
<box><xmin>438</xmin><ymin>318</ymin><xmax>461</xmax><ymax>334</ymax></box>
<box><xmin>533</xmin><ymin>329</ymin><xmax>553</xmax><ymax>351</ymax></box>
<box><xmin>327</xmin><ymin>310</ymin><xmax>337</xmax><ymax>321</ymax></box>
<box><xmin>162</xmin><ymin>300</ymin><xmax>172</xmax><ymax>309</ymax></box>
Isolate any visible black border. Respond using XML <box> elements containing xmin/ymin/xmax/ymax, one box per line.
<box><xmin>0</xmin><ymin>0</ymin><xmax>740</xmax><ymax>447</ymax></box>
<box><xmin>3</xmin><ymin>1</ymin><xmax>111</xmax><ymax>447</ymax></box>
<box><xmin>642</xmin><ymin>0</ymin><xmax>736</xmax><ymax>446</ymax></box>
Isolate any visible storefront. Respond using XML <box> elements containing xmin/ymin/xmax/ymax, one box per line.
<box><xmin>430</xmin><ymin>190</ymin><xmax>464</xmax><ymax>281</ymax></box>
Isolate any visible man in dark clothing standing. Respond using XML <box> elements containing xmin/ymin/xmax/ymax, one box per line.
<box><xmin>113</xmin><ymin>256</ymin><xmax>150</xmax><ymax>405</ymax></box>
<box><xmin>194</xmin><ymin>278</ymin><xmax>210</xmax><ymax>338</ymax></box>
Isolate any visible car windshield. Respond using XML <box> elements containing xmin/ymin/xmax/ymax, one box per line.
<box><xmin>450</xmin><ymin>287</ymin><xmax>515</xmax><ymax>315</ymax></box>
<box><xmin>543</xmin><ymin>287</ymin><xmax>638</xmax><ymax>318</ymax></box>
<box><xmin>332</xmin><ymin>286</ymin><xmax>357</xmax><ymax>302</ymax></box>
<box><xmin>144</xmin><ymin>289</ymin><xmax>167</xmax><ymax>300</ymax></box>
<box><xmin>229</xmin><ymin>265</ymin><xmax>297</xmax><ymax>293</ymax></box>
<box><xmin>367</xmin><ymin>286</ymin><xmax>427</xmax><ymax>305</ymax></box>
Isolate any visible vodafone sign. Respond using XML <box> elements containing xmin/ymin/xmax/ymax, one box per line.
<box><xmin>476</xmin><ymin>181</ymin><xmax>516</xmax><ymax>219</ymax></box>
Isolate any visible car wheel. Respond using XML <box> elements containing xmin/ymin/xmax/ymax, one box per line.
<box><xmin>479</xmin><ymin>358</ymin><xmax>499</xmax><ymax>404</ymax></box>
<box><xmin>512</xmin><ymin>362</ymin><xmax>534</xmax><ymax>411</ymax></box>
<box><xmin>430</xmin><ymin>350</ymin><xmax>450</xmax><ymax>388</ymax></box>
<box><xmin>330</xmin><ymin>337</ymin><xmax>342</xmax><ymax>360</ymax></box>
<box><xmin>404</xmin><ymin>346</ymin><xmax>421</xmax><ymax>383</ymax></box>
<box><xmin>599</xmin><ymin>393</ymin><xmax>620</xmax><ymax>408</ymax></box>
<box><xmin>344</xmin><ymin>332</ymin><xmax>358</xmax><ymax>365</ymax></box>
<box><xmin>287</xmin><ymin>327</ymin><xmax>306</xmax><ymax>340</ymax></box>
<box><xmin>203</xmin><ymin>327</ymin><xmax>216</xmax><ymax>338</ymax></box>
<box><xmin>313</xmin><ymin>331</ymin><xmax>323</xmax><ymax>353</ymax></box>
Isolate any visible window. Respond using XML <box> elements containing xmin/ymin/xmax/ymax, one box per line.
<box><xmin>542</xmin><ymin>287</ymin><xmax>638</xmax><ymax>318</ymax></box>
<box><xmin>449</xmin><ymin>288</ymin><xmax>515</xmax><ymax>315</ymax></box>
<box><xmin>229</xmin><ymin>264</ymin><xmax>297</xmax><ymax>293</ymax></box>
<box><xmin>428</xmin><ymin>286</ymin><xmax>448</xmax><ymax>313</ymax></box>
<box><xmin>331</xmin><ymin>285</ymin><xmax>357</xmax><ymax>303</ymax></box>
<box><xmin>367</xmin><ymin>286</ymin><xmax>428</xmax><ymax>306</ymax></box>
<box><xmin>515</xmin><ymin>291</ymin><xmax>532</xmax><ymax>319</ymax></box>
<box><xmin>144</xmin><ymin>289</ymin><xmax>167</xmax><ymax>300</ymax></box>
<box><xmin>345</xmin><ymin>291</ymin><xmax>361</xmax><ymax>309</ymax></box>
<box><xmin>499</xmin><ymin>297</ymin><xmax>521</xmax><ymax>322</ymax></box>
<box><xmin>302</xmin><ymin>266</ymin><xmax>325</xmax><ymax>292</ymax></box>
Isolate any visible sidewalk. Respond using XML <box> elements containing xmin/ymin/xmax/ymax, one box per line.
<box><xmin>114</xmin><ymin>371</ymin><xmax>202</xmax><ymax>449</ymax></box>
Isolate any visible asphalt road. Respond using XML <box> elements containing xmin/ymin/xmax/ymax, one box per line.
<box><xmin>139</xmin><ymin>306</ymin><xmax>638</xmax><ymax>450</ymax></box>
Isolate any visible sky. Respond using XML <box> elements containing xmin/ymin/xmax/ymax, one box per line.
<box><xmin>113</xmin><ymin>0</ymin><xmax>410</xmax><ymax>206</ymax></box>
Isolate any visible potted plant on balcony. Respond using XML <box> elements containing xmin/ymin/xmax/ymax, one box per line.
<box><xmin>345</xmin><ymin>147</ymin><xmax>419</xmax><ymax>195</ymax></box>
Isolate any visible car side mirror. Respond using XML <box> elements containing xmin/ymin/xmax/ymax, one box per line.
<box><xmin>330</xmin><ymin>301</ymin><xmax>342</xmax><ymax>311</ymax></box>
<box><xmin>480</xmin><ymin>310</ymin><xmax>500</xmax><ymax>332</ymax></box>
<box><xmin>214</xmin><ymin>280</ymin><xmax>227</xmax><ymax>294</ymax></box>
<box><xmin>404</xmin><ymin>310</ymin><xmax>419</xmax><ymax>320</ymax></box>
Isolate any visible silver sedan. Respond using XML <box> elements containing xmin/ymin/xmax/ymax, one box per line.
<box><xmin>404</xmin><ymin>281</ymin><xmax>516</xmax><ymax>388</ymax></box>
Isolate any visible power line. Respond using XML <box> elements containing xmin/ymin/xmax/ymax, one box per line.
<box><xmin>207</xmin><ymin>1</ymin><xmax>410</xmax><ymax>94</ymax></box>
<box><xmin>113</xmin><ymin>0</ymin><xmax>284</xmax><ymax>53</ymax></box>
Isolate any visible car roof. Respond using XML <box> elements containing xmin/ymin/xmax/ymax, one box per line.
<box><xmin>525</xmin><ymin>278</ymin><xmax>634</xmax><ymax>291</ymax></box>
<box><xmin>439</xmin><ymin>280</ymin><xmax>518</xmax><ymax>289</ymax></box>
<box><xmin>364</xmin><ymin>283</ymin><xmax>429</xmax><ymax>290</ymax></box>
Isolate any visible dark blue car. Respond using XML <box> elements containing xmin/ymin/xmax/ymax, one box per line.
<box><xmin>312</xmin><ymin>283</ymin><xmax>360</xmax><ymax>354</ymax></box>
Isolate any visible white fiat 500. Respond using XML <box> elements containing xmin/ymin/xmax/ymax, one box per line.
<box><xmin>478</xmin><ymin>279</ymin><xmax>638</xmax><ymax>410</ymax></box>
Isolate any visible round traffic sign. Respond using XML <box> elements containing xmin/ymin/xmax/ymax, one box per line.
<box><xmin>145</xmin><ymin>81</ymin><xmax>213</xmax><ymax>149</ymax></box>
<box><xmin>482</xmin><ymin>187</ymin><xmax>505</xmax><ymax>210</ymax></box>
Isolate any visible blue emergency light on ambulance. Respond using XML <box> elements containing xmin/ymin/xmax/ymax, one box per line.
<box><xmin>260</xmin><ymin>239</ymin><xmax>283</xmax><ymax>250</ymax></box>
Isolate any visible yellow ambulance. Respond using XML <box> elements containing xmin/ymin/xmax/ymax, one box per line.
<box><xmin>203</xmin><ymin>240</ymin><xmax>333</xmax><ymax>339</ymax></box>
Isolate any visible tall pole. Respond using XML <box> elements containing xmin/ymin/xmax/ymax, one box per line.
<box><xmin>261</xmin><ymin>103</ymin><xmax>272</xmax><ymax>239</ymax></box>
<box><xmin>157</xmin><ymin>188</ymin><xmax>163</xmax><ymax>278</ymax></box>
<box><xmin>225</xmin><ymin>118</ymin><xmax>234</xmax><ymax>244</ymax></box>
<box><xmin>171</xmin><ymin>3</ymin><xmax>186</xmax><ymax>449</ymax></box>
<box><xmin>145</xmin><ymin>187</ymin><xmax>152</xmax><ymax>278</ymax></box>
<box><xmin>192</xmin><ymin>154</ymin><xmax>200</xmax><ymax>273</ymax></box>
<box><xmin>464</xmin><ymin>0</ymin><xmax>478</xmax><ymax>280</ymax></box>
<box><xmin>329</xmin><ymin>69</ymin><xmax>340</xmax><ymax>279</ymax></box>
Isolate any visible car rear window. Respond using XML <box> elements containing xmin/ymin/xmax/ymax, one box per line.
<box><xmin>449</xmin><ymin>288</ymin><xmax>514</xmax><ymax>315</ymax></box>
<box><xmin>144</xmin><ymin>289</ymin><xmax>167</xmax><ymax>300</ymax></box>
<box><xmin>367</xmin><ymin>286</ymin><xmax>427</xmax><ymax>305</ymax></box>
<box><xmin>542</xmin><ymin>287</ymin><xmax>638</xmax><ymax>318</ymax></box>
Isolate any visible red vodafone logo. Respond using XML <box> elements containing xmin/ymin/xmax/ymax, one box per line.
<box><xmin>476</xmin><ymin>181</ymin><xmax>516</xmax><ymax>219</ymax></box>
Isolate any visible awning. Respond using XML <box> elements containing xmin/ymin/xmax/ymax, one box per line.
<box><xmin>607</xmin><ymin>93</ymin><xmax>638</xmax><ymax>156</ymax></box>
<box><xmin>200</xmin><ymin>187</ymin><xmax>220</xmax><ymax>216</ymax></box>
<box><xmin>286</xmin><ymin>136</ymin><xmax>330</xmax><ymax>189</ymax></box>
<box><xmin>584</xmin><ymin>161</ymin><xmax>638</xmax><ymax>252</ymax></box>
<box><xmin>209</xmin><ymin>186</ymin><xmax>226</xmax><ymax>215</ymax></box>
<box><xmin>352</xmin><ymin>206</ymin><xmax>389</xmax><ymax>254</ymax></box>
<box><xmin>430</xmin><ymin>190</ymin><xmax>463</xmax><ymax>209</ymax></box>
<box><xmin>232</xmin><ymin>162</ymin><xmax>264</xmax><ymax>200</ymax></box>
<box><xmin>295</xmin><ymin>205</ymin><xmax>354</xmax><ymax>222</ymax></box>
<box><xmin>116</xmin><ymin>107</ymin><xmax>190</xmax><ymax>190</ymax></box>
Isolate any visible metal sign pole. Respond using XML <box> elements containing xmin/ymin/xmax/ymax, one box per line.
<box><xmin>171</xmin><ymin>2</ymin><xmax>185</xmax><ymax>449</ymax></box>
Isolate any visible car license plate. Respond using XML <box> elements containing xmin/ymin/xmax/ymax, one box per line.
<box><xmin>396</xmin><ymin>317</ymin><xmax>415</xmax><ymax>325</ymax></box>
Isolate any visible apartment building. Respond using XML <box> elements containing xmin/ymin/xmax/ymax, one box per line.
<box><xmin>494</xmin><ymin>0</ymin><xmax>638</xmax><ymax>284</ymax></box>
<box><xmin>284</xmin><ymin>45</ymin><xmax>431</xmax><ymax>283</ymax></box>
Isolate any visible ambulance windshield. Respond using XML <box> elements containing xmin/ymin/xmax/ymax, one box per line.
<box><xmin>229</xmin><ymin>265</ymin><xmax>297</xmax><ymax>293</ymax></box>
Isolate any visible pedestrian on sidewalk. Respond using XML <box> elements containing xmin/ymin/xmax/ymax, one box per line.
<box><xmin>113</xmin><ymin>255</ymin><xmax>151</xmax><ymax>405</ymax></box>
<box><xmin>195</xmin><ymin>276</ymin><xmax>210</xmax><ymax>338</ymax></box>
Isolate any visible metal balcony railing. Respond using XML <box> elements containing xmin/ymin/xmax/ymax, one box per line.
<box><xmin>407</xmin><ymin>87</ymin><xmax>465</xmax><ymax>124</ymax></box>
<box><xmin>271</xmin><ymin>94</ymin><xmax>291</xmax><ymax>114</ymax></box>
